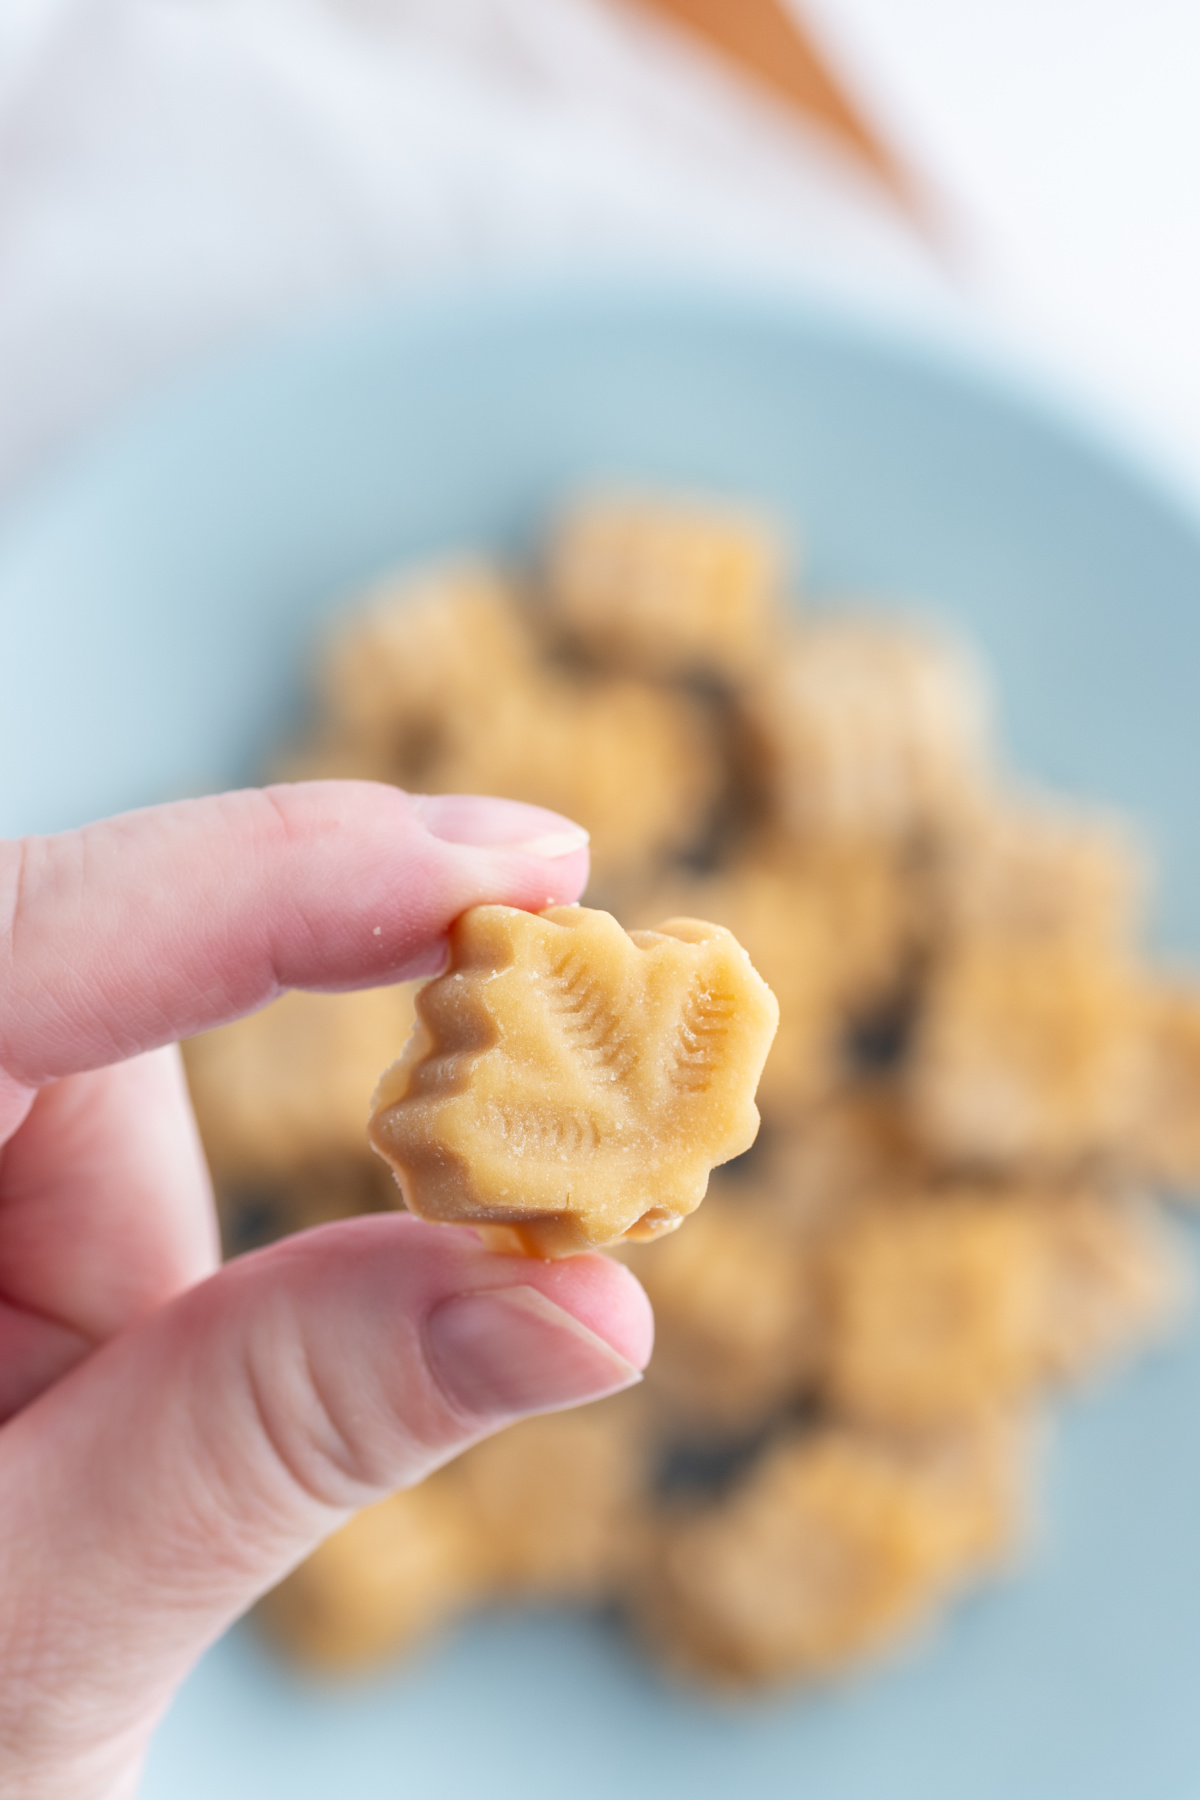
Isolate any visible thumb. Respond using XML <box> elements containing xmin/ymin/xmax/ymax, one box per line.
<box><xmin>0</xmin><ymin>1216</ymin><xmax>651</xmax><ymax>1795</ymax></box>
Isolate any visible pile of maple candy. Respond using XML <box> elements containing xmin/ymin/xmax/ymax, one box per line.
<box><xmin>184</xmin><ymin>493</ymin><xmax>1200</xmax><ymax>1689</ymax></box>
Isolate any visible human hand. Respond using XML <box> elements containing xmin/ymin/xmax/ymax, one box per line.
<box><xmin>0</xmin><ymin>781</ymin><xmax>652</xmax><ymax>1800</ymax></box>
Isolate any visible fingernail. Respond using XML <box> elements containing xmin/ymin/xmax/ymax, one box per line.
<box><xmin>413</xmin><ymin>794</ymin><xmax>589</xmax><ymax>859</ymax></box>
<box><xmin>426</xmin><ymin>1285</ymin><xmax>641</xmax><ymax>1418</ymax></box>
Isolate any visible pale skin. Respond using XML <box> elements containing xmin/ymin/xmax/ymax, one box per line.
<box><xmin>0</xmin><ymin>780</ymin><xmax>653</xmax><ymax>1800</ymax></box>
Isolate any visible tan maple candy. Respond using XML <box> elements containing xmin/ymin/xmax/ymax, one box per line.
<box><xmin>747</xmin><ymin>616</ymin><xmax>990</xmax><ymax>841</ymax></box>
<box><xmin>292</xmin><ymin>680</ymin><xmax>719</xmax><ymax>886</ymax></box>
<box><xmin>293</xmin><ymin>556</ymin><xmax>722</xmax><ymax>877</ymax></box>
<box><xmin>259</xmin><ymin>1469</ymin><xmax>485</xmax><ymax>1671</ymax></box>
<box><xmin>635</xmin><ymin>1418</ymin><xmax>1025</xmax><ymax>1687</ymax></box>
<box><xmin>318</xmin><ymin>559</ymin><xmax>538</xmax><ymax>749</ymax></box>
<box><xmin>822</xmin><ymin>1185</ymin><xmax>1178</xmax><ymax>1430</ymax></box>
<box><xmin>757</xmin><ymin>1092</ymin><xmax>932</xmax><ymax>1231</ymax></box>
<box><xmin>426</xmin><ymin>672</ymin><xmax>721</xmax><ymax>879</ymax></box>
<box><xmin>1035</xmin><ymin>1189</ymin><xmax>1181</xmax><ymax>1380</ymax></box>
<box><xmin>629</xmin><ymin>836</ymin><xmax>915</xmax><ymax>1117</ymax></box>
<box><xmin>451</xmin><ymin>1395</ymin><xmax>647</xmax><ymax>1597</ymax></box>
<box><xmin>214</xmin><ymin>505</ymin><xmax>1197</xmax><ymax>1695</ymax></box>
<box><xmin>823</xmin><ymin>1192</ymin><xmax>1046</xmax><ymax>1429</ymax></box>
<box><xmin>622</xmin><ymin>1190</ymin><xmax>821</xmax><ymax>1433</ymax></box>
<box><xmin>937</xmin><ymin>799</ymin><xmax>1145</xmax><ymax>949</ymax></box>
<box><xmin>263</xmin><ymin>1396</ymin><xmax>646</xmax><ymax>1670</ymax></box>
<box><xmin>184</xmin><ymin>984</ymin><xmax>418</xmax><ymax>1182</ymax></box>
<box><xmin>908</xmin><ymin>938</ymin><xmax>1149</xmax><ymax>1168</ymax></box>
<box><xmin>547</xmin><ymin>492</ymin><xmax>782</xmax><ymax>679</ymax></box>
<box><xmin>1132</xmin><ymin>981</ymin><xmax>1200</xmax><ymax>1193</ymax></box>
<box><xmin>368</xmin><ymin>904</ymin><xmax>779</xmax><ymax>1258</ymax></box>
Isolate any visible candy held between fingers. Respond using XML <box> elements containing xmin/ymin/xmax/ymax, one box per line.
<box><xmin>368</xmin><ymin>904</ymin><xmax>779</xmax><ymax>1258</ymax></box>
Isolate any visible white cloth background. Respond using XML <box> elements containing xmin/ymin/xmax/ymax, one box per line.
<box><xmin>805</xmin><ymin>0</ymin><xmax>1200</xmax><ymax>503</ymax></box>
<box><xmin>1</xmin><ymin>0</ymin><xmax>1198</xmax><ymax>505</ymax></box>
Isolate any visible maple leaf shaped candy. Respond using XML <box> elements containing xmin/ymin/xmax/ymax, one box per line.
<box><xmin>368</xmin><ymin>905</ymin><xmax>779</xmax><ymax>1258</ymax></box>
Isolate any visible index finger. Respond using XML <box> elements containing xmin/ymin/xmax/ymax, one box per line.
<box><xmin>0</xmin><ymin>782</ymin><xmax>589</xmax><ymax>1091</ymax></box>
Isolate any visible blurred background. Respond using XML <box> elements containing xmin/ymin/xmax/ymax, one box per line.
<box><xmin>9</xmin><ymin>5</ymin><xmax>1200</xmax><ymax>1792</ymax></box>
<box><xmin>3</xmin><ymin>0</ymin><xmax>1200</xmax><ymax>505</ymax></box>
<box><xmin>7</xmin><ymin>7</ymin><xmax>1200</xmax><ymax>1792</ymax></box>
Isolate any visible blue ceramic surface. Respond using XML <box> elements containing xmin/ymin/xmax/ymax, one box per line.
<box><xmin>3</xmin><ymin>286</ymin><xmax>1200</xmax><ymax>1799</ymax></box>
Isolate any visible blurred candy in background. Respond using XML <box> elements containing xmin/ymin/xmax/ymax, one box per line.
<box><xmin>3</xmin><ymin>0</ymin><xmax>1200</xmax><ymax>500</ymax></box>
<box><xmin>187</xmin><ymin>492</ymin><xmax>1196</xmax><ymax>1693</ymax></box>
<box><xmin>7</xmin><ymin>6</ymin><xmax>1200</xmax><ymax>1795</ymax></box>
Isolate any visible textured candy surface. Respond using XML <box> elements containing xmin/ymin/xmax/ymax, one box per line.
<box><xmin>368</xmin><ymin>904</ymin><xmax>779</xmax><ymax>1257</ymax></box>
<box><xmin>547</xmin><ymin>492</ymin><xmax>782</xmax><ymax>679</ymax></box>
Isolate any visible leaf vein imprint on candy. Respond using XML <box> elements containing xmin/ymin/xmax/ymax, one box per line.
<box><xmin>671</xmin><ymin>982</ymin><xmax>739</xmax><ymax>1094</ymax></box>
<box><xmin>368</xmin><ymin>905</ymin><xmax>779</xmax><ymax>1259</ymax></box>
<box><xmin>545</xmin><ymin>945</ymin><xmax>636</xmax><ymax>1081</ymax></box>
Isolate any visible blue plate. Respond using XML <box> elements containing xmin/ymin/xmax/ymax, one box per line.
<box><xmin>4</xmin><ymin>285</ymin><xmax>1200</xmax><ymax>1799</ymax></box>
